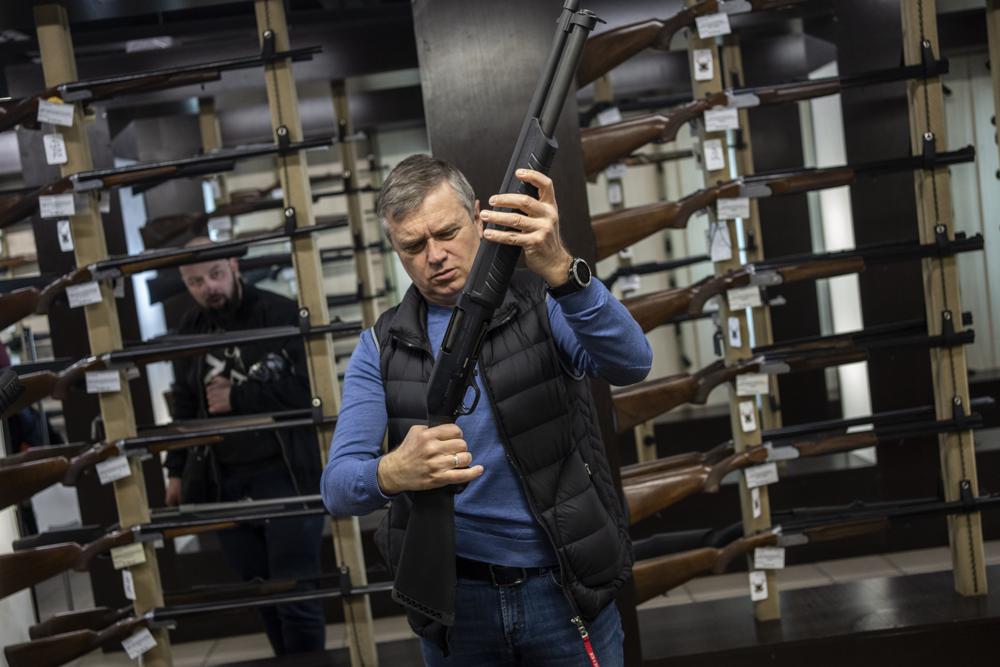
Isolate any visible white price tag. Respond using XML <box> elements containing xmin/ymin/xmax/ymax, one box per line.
<box><xmin>110</xmin><ymin>542</ymin><xmax>146</xmax><ymax>570</ymax></box>
<box><xmin>57</xmin><ymin>219</ymin><xmax>74</xmax><ymax>251</ymax></box>
<box><xmin>43</xmin><ymin>133</ymin><xmax>68</xmax><ymax>165</ymax></box>
<box><xmin>693</xmin><ymin>48</ymin><xmax>714</xmax><ymax>81</ymax></box>
<box><xmin>112</xmin><ymin>277</ymin><xmax>125</xmax><ymax>298</ymax></box>
<box><xmin>66</xmin><ymin>281</ymin><xmax>103</xmax><ymax>309</ymax></box>
<box><xmin>727</xmin><ymin>285</ymin><xmax>763</xmax><ymax>310</ymax></box>
<box><xmin>207</xmin><ymin>216</ymin><xmax>233</xmax><ymax>242</ymax></box>
<box><xmin>717</xmin><ymin>196</ymin><xmax>751</xmax><ymax>220</ymax></box>
<box><xmin>736</xmin><ymin>371</ymin><xmax>770</xmax><ymax>396</ymax></box>
<box><xmin>704</xmin><ymin>106</ymin><xmax>740</xmax><ymax>132</ymax></box>
<box><xmin>751</xmin><ymin>487</ymin><xmax>762</xmax><ymax>518</ymax></box>
<box><xmin>607</xmin><ymin>181</ymin><xmax>624</xmax><ymax>206</ymax></box>
<box><xmin>748</xmin><ymin>570</ymin><xmax>769</xmax><ymax>601</ymax></box>
<box><xmin>696</xmin><ymin>12</ymin><xmax>732</xmax><ymax>38</ymax></box>
<box><xmin>37</xmin><ymin>99</ymin><xmax>75</xmax><ymax>127</ymax></box>
<box><xmin>744</xmin><ymin>462</ymin><xmax>780</xmax><ymax>489</ymax></box>
<box><xmin>209</xmin><ymin>177</ymin><xmax>223</xmax><ymax>201</ymax></box>
<box><xmin>85</xmin><ymin>370</ymin><xmax>121</xmax><ymax>394</ymax></box>
<box><xmin>739</xmin><ymin>400</ymin><xmax>758</xmax><ymax>433</ymax></box>
<box><xmin>39</xmin><ymin>194</ymin><xmax>75</xmax><ymax>219</ymax></box>
<box><xmin>99</xmin><ymin>190</ymin><xmax>111</xmax><ymax>214</ymax></box>
<box><xmin>703</xmin><ymin>138</ymin><xmax>725</xmax><ymax>171</ymax></box>
<box><xmin>121</xmin><ymin>627</ymin><xmax>157</xmax><ymax>660</ymax></box>
<box><xmin>604</xmin><ymin>162</ymin><xmax>627</xmax><ymax>180</ymax></box>
<box><xmin>728</xmin><ymin>316</ymin><xmax>742</xmax><ymax>348</ymax></box>
<box><xmin>619</xmin><ymin>274</ymin><xmax>641</xmax><ymax>295</ymax></box>
<box><xmin>96</xmin><ymin>455</ymin><xmax>131</xmax><ymax>485</ymax></box>
<box><xmin>754</xmin><ymin>546</ymin><xmax>786</xmax><ymax>570</ymax></box>
<box><xmin>596</xmin><ymin>106</ymin><xmax>623</xmax><ymax>126</ymax></box>
<box><xmin>708</xmin><ymin>221</ymin><xmax>732</xmax><ymax>262</ymax></box>
<box><xmin>122</xmin><ymin>569</ymin><xmax>136</xmax><ymax>601</ymax></box>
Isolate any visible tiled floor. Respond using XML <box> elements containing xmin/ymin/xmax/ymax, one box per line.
<box><xmin>23</xmin><ymin>540</ymin><xmax>1000</xmax><ymax>665</ymax></box>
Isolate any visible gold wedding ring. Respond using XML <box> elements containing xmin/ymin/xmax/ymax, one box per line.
<box><xmin>453</xmin><ymin>453</ymin><xmax>460</xmax><ymax>468</ymax></box>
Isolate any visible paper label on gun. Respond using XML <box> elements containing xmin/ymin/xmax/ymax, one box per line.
<box><xmin>744</xmin><ymin>462</ymin><xmax>779</xmax><ymax>489</ymax></box>
<box><xmin>39</xmin><ymin>194</ymin><xmax>76</xmax><ymax>218</ymax></box>
<box><xmin>754</xmin><ymin>547</ymin><xmax>785</xmax><ymax>570</ymax></box>
<box><xmin>704</xmin><ymin>107</ymin><xmax>739</xmax><ymax>132</ymax></box>
<box><xmin>693</xmin><ymin>48</ymin><xmax>714</xmax><ymax>81</ymax></box>
<box><xmin>703</xmin><ymin>138</ymin><xmax>725</xmax><ymax>171</ymax></box>
<box><xmin>739</xmin><ymin>400</ymin><xmax>757</xmax><ymax>433</ymax></box>
<box><xmin>121</xmin><ymin>627</ymin><xmax>157</xmax><ymax>659</ymax></box>
<box><xmin>122</xmin><ymin>569</ymin><xmax>136</xmax><ymax>600</ymax></box>
<box><xmin>727</xmin><ymin>285</ymin><xmax>762</xmax><ymax>310</ymax></box>
<box><xmin>604</xmin><ymin>162</ymin><xmax>627</xmax><ymax>180</ymax></box>
<box><xmin>736</xmin><ymin>372</ymin><xmax>769</xmax><ymax>396</ymax></box>
<box><xmin>96</xmin><ymin>455</ymin><xmax>132</xmax><ymax>485</ymax></box>
<box><xmin>57</xmin><ymin>219</ymin><xmax>74</xmax><ymax>251</ymax></box>
<box><xmin>86</xmin><ymin>370</ymin><xmax>122</xmax><ymax>394</ymax></box>
<box><xmin>99</xmin><ymin>190</ymin><xmax>111</xmax><ymax>214</ymax></box>
<box><xmin>596</xmin><ymin>106</ymin><xmax>623</xmax><ymax>126</ymax></box>
<box><xmin>66</xmin><ymin>281</ymin><xmax>103</xmax><ymax>308</ymax></box>
<box><xmin>716</xmin><ymin>196</ymin><xmax>750</xmax><ymax>220</ymax></box>
<box><xmin>607</xmin><ymin>181</ymin><xmax>624</xmax><ymax>205</ymax></box>
<box><xmin>709</xmin><ymin>222</ymin><xmax>732</xmax><ymax>262</ymax></box>
<box><xmin>111</xmin><ymin>542</ymin><xmax>146</xmax><ymax>570</ymax></box>
<box><xmin>748</xmin><ymin>570</ymin><xmax>768</xmax><ymax>601</ymax></box>
<box><xmin>37</xmin><ymin>99</ymin><xmax>75</xmax><ymax>127</ymax></box>
<box><xmin>696</xmin><ymin>13</ymin><xmax>732</xmax><ymax>39</ymax></box>
<box><xmin>43</xmin><ymin>133</ymin><xmax>68</xmax><ymax>165</ymax></box>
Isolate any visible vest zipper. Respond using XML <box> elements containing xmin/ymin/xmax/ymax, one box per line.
<box><xmin>572</xmin><ymin>615</ymin><xmax>601</xmax><ymax>667</ymax></box>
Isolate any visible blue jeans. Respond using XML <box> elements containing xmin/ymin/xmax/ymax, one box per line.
<box><xmin>217</xmin><ymin>465</ymin><xmax>326</xmax><ymax>655</ymax></box>
<box><xmin>420</xmin><ymin>569</ymin><xmax>624</xmax><ymax>666</ymax></box>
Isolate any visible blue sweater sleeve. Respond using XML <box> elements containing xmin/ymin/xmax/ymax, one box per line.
<box><xmin>321</xmin><ymin>329</ymin><xmax>394</xmax><ymax>517</ymax></box>
<box><xmin>548</xmin><ymin>279</ymin><xmax>652</xmax><ymax>386</ymax></box>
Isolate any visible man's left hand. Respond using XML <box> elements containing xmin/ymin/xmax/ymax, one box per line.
<box><xmin>206</xmin><ymin>376</ymin><xmax>233</xmax><ymax>414</ymax></box>
<box><xmin>480</xmin><ymin>169</ymin><xmax>573</xmax><ymax>288</ymax></box>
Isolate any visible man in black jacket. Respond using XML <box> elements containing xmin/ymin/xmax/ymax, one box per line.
<box><xmin>164</xmin><ymin>242</ymin><xmax>326</xmax><ymax>655</ymax></box>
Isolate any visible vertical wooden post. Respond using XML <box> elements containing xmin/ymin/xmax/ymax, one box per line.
<box><xmin>33</xmin><ymin>5</ymin><xmax>172</xmax><ymax>665</ymax></box>
<box><xmin>683</xmin><ymin>0</ymin><xmax>778</xmax><ymax>620</ymax></box>
<box><xmin>988</xmin><ymin>1</ymin><xmax>1000</xmax><ymax>168</ymax></box>
<box><xmin>253</xmin><ymin>2</ymin><xmax>378</xmax><ymax>663</ymax></box>
<box><xmin>901</xmin><ymin>0</ymin><xmax>986</xmax><ymax>596</ymax></box>
<box><xmin>197</xmin><ymin>97</ymin><xmax>229</xmax><ymax>207</ymax></box>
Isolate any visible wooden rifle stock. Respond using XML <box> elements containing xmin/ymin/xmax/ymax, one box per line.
<box><xmin>5</xmin><ymin>616</ymin><xmax>149</xmax><ymax>667</ymax></box>
<box><xmin>576</xmin><ymin>14</ymin><xmax>692</xmax><ymax>87</ymax></box>
<box><xmin>0</xmin><ymin>177</ymin><xmax>73</xmax><ymax>231</ymax></box>
<box><xmin>29</xmin><ymin>606</ymin><xmax>131</xmax><ymax>640</ymax></box>
<box><xmin>620</xmin><ymin>441</ymin><xmax>735</xmax><ymax>481</ymax></box>
<box><xmin>0</xmin><ymin>254</ymin><xmax>37</xmax><ymax>270</ymax></box>
<box><xmin>581</xmin><ymin>112</ymin><xmax>695</xmax><ymax>179</ymax></box>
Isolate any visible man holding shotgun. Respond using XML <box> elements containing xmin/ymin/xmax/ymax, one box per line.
<box><xmin>323</xmin><ymin>155</ymin><xmax>651</xmax><ymax>665</ymax></box>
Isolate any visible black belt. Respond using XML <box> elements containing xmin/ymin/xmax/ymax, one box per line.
<box><xmin>456</xmin><ymin>556</ymin><xmax>553</xmax><ymax>587</ymax></box>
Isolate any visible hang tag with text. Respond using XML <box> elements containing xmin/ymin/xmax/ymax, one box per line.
<box><xmin>727</xmin><ymin>316</ymin><xmax>742</xmax><ymax>347</ymax></box>
<box><xmin>37</xmin><ymin>99</ymin><xmax>75</xmax><ymax>127</ymax></box>
<box><xmin>122</xmin><ymin>569</ymin><xmax>136</xmax><ymax>601</ymax></box>
<box><xmin>96</xmin><ymin>455</ymin><xmax>132</xmax><ymax>485</ymax></box>
<box><xmin>748</xmin><ymin>570</ymin><xmax>768</xmax><ymax>601</ymax></box>
<box><xmin>57</xmin><ymin>220</ymin><xmax>74</xmax><ymax>251</ymax></box>
<box><xmin>744</xmin><ymin>462</ymin><xmax>780</xmax><ymax>489</ymax></box>
<box><xmin>110</xmin><ymin>542</ymin><xmax>146</xmax><ymax>570</ymax></box>
<box><xmin>693</xmin><ymin>48</ymin><xmax>714</xmax><ymax>81</ymax></box>
<box><xmin>736</xmin><ymin>372</ymin><xmax>769</xmax><ymax>396</ymax></box>
<box><xmin>39</xmin><ymin>194</ymin><xmax>76</xmax><ymax>219</ymax></box>
<box><xmin>43</xmin><ymin>133</ymin><xmax>68</xmax><ymax>165</ymax></box>
<box><xmin>86</xmin><ymin>370</ymin><xmax>121</xmax><ymax>394</ymax></box>
<box><xmin>716</xmin><ymin>196</ymin><xmax>750</xmax><ymax>220</ymax></box>
<box><xmin>754</xmin><ymin>547</ymin><xmax>786</xmax><ymax>570</ymax></box>
<box><xmin>703</xmin><ymin>138</ymin><xmax>725</xmax><ymax>171</ymax></box>
<box><xmin>121</xmin><ymin>627</ymin><xmax>157</xmax><ymax>660</ymax></box>
<box><xmin>708</xmin><ymin>221</ymin><xmax>732</xmax><ymax>262</ymax></box>
<box><xmin>596</xmin><ymin>106</ymin><xmax>623</xmax><ymax>126</ymax></box>
<box><xmin>739</xmin><ymin>400</ymin><xmax>758</xmax><ymax>433</ymax></box>
<box><xmin>619</xmin><ymin>274</ymin><xmax>641</xmax><ymax>295</ymax></box>
<box><xmin>695</xmin><ymin>13</ymin><xmax>731</xmax><ymax>38</ymax></box>
<box><xmin>751</xmin><ymin>487</ymin><xmax>762</xmax><ymax>518</ymax></box>
<box><xmin>727</xmin><ymin>285</ymin><xmax>763</xmax><ymax>310</ymax></box>
<box><xmin>704</xmin><ymin>106</ymin><xmax>739</xmax><ymax>132</ymax></box>
<box><xmin>604</xmin><ymin>162</ymin><xmax>627</xmax><ymax>180</ymax></box>
<box><xmin>99</xmin><ymin>190</ymin><xmax>111</xmax><ymax>214</ymax></box>
<box><xmin>607</xmin><ymin>181</ymin><xmax>624</xmax><ymax>206</ymax></box>
<box><xmin>66</xmin><ymin>281</ymin><xmax>103</xmax><ymax>309</ymax></box>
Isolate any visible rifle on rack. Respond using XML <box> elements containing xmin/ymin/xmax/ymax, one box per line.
<box><xmin>576</xmin><ymin>0</ymin><xmax>805</xmax><ymax>87</ymax></box>
<box><xmin>591</xmin><ymin>145</ymin><xmax>975</xmax><ymax>260</ymax></box>
<box><xmin>612</xmin><ymin>320</ymin><xmax>973</xmax><ymax>432</ymax></box>
<box><xmin>0</xmin><ymin>135</ymin><xmax>335</xmax><ymax>230</ymax></box>
<box><xmin>390</xmin><ymin>1</ymin><xmax>600</xmax><ymax>630</ymax></box>
<box><xmin>600</xmin><ymin>254</ymin><xmax>709</xmax><ymax>290</ymax></box>
<box><xmin>633</xmin><ymin>490</ymin><xmax>1000</xmax><ymax>603</ymax></box>
<box><xmin>581</xmin><ymin>54</ymin><xmax>948</xmax><ymax>179</ymax></box>
<box><xmin>0</xmin><ymin>254</ymin><xmax>37</xmax><ymax>271</ymax></box>
<box><xmin>0</xmin><ymin>45</ymin><xmax>321</xmax><ymax>134</ymax></box>
<box><xmin>622</xmin><ymin>233</ymin><xmax>983</xmax><ymax>332</ymax></box>
<box><xmin>623</xmin><ymin>411</ymin><xmax>983</xmax><ymax>524</ymax></box>
<box><xmin>0</xmin><ymin>219</ymin><xmax>343</xmax><ymax>330</ymax></box>
<box><xmin>1</xmin><ymin>320</ymin><xmax>360</xmax><ymax>418</ymax></box>
<box><xmin>0</xmin><ymin>413</ymin><xmax>336</xmax><ymax>510</ymax></box>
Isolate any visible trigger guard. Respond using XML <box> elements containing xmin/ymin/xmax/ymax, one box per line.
<box><xmin>458</xmin><ymin>380</ymin><xmax>481</xmax><ymax>416</ymax></box>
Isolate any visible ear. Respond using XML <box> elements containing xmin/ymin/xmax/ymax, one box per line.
<box><xmin>228</xmin><ymin>257</ymin><xmax>241</xmax><ymax>278</ymax></box>
<box><xmin>473</xmin><ymin>198</ymin><xmax>483</xmax><ymax>236</ymax></box>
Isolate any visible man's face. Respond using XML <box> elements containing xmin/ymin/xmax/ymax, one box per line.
<box><xmin>388</xmin><ymin>182</ymin><xmax>482</xmax><ymax>307</ymax></box>
<box><xmin>179</xmin><ymin>258</ymin><xmax>241</xmax><ymax>311</ymax></box>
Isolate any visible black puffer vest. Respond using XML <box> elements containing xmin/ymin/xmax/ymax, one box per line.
<box><xmin>372</xmin><ymin>271</ymin><xmax>632</xmax><ymax>640</ymax></box>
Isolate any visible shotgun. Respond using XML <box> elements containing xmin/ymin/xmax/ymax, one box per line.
<box><xmin>391</xmin><ymin>1</ymin><xmax>599</xmax><ymax>629</ymax></box>
<box><xmin>591</xmin><ymin>145</ymin><xmax>974</xmax><ymax>260</ymax></box>
<box><xmin>1</xmin><ymin>320</ymin><xmax>361</xmax><ymax>418</ymax></box>
<box><xmin>576</xmin><ymin>0</ymin><xmax>805</xmax><ymax>87</ymax></box>
<box><xmin>0</xmin><ymin>136</ymin><xmax>335</xmax><ymax>230</ymax></box>
<box><xmin>581</xmin><ymin>56</ymin><xmax>948</xmax><ymax>178</ymax></box>
<box><xmin>0</xmin><ymin>46</ymin><xmax>320</xmax><ymax>134</ymax></box>
<box><xmin>600</xmin><ymin>254</ymin><xmax>710</xmax><ymax>290</ymax></box>
<box><xmin>622</xmin><ymin>233</ymin><xmax>983</xmax><ymax>332</ymax></box>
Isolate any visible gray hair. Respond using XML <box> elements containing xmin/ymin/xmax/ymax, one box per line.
<box><xmin>376</xmin><ymin>154</ymin><xmax>475</xmax><ymax>241</ymax></box>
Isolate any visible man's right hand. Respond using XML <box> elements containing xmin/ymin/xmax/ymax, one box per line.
<box><xmin>165</xmin><ymin>477</ymin><xmax>182</xmax><ymax>507</ymax></box>
<box><xmin>376</xmin><ymin>424</ymin><xmax>483</xmax><ymax>495</ymax></box>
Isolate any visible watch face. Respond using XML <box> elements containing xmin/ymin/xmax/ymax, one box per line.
<box><xmin>572</xmin><ymin>258</ymin><xmax>592</xmax><ymax>286</ymax></box>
